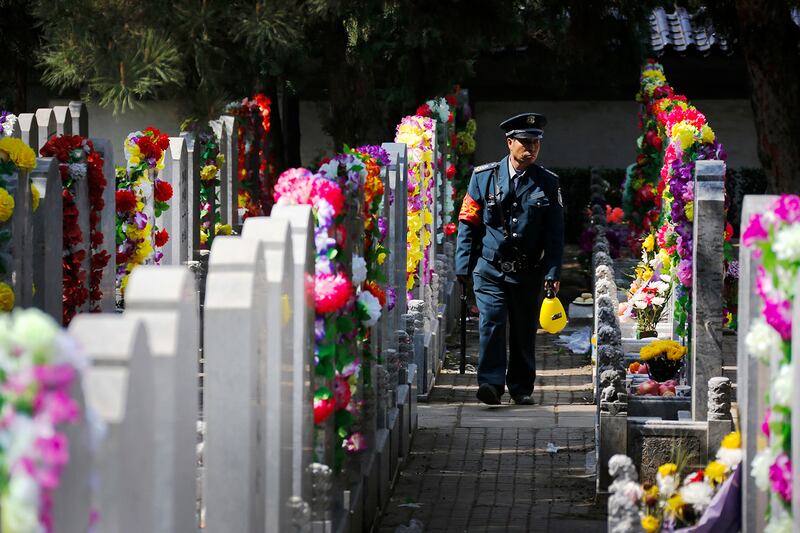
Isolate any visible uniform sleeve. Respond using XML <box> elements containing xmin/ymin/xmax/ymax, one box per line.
<box><xmin>455</xmin><ymin>172</ymin><xmax>484</xmax><ymax>276</ymax></box>
<box><xmin>543</xmin><ymin>182</ymin><xmax>564</xmax><ymax>280</ymax></box>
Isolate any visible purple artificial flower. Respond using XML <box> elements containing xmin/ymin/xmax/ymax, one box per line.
<box><xmin>134</xmin><ymin>211</ymin><xmax>148</xmax><ymax>229</ymax></box>
<box><xmin>354</xmin><ymin>145</ymin><xmax>391</xmax><ymax>167</ymax></box>
<box><xmin>773</xmin><ymin>194</ymin><xmax>800</xmax><ymax>224</ymax></box>
<box><xmin>769</xmin><ymin>453</ymin><xmax>792</xmax><ymax>503</ymax></box>
<box><xmin>386</xmin><ymin>286</ymin><xmax>397</xmax><ymax>311</ymax></box>
<box><xmin>726</xmin><ymin>260</ymin><xmax>740</xmax><ymax>279</ymax></box>
<box><xmin>315</xmin><ymin>256</ymin><xmax>333</xmax><ymax>276</ymax></box>
<box><xmin>154</xmin><ymin>251</ymin><xmax>163</xmax><ymax>265</ymax></box>
<box><xmin>343</xmin><ymin>432</ymin><xmax>368</xmax><ymax>453</ymax></box>
<box><xmin>315</xmin><ymin>318</ymin><xmax>326</xmax><ymax>342</ymax></box>
<box><xmin>762</xmin><ymin>407</ymin><xmax>772</xmax><ymax>438</ymax></box>
<box><xmin>676</xmin><ymin>259</ymin><xmax>693</xmax><ymax>288</ymax></box>
<box><xmin>377</xmin><ymin>217</ymin><xmax>388</xmax><ymax>240</ymax></box>
<box><xmin>743</xmin><ymin>214</ymin><xmax>769</xmax><ymax>247</ymax></box>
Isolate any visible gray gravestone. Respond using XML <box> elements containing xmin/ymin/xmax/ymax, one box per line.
<box><xmin>125</xmin><ymin>266</ymin><xmax>199</xmax><ymax>533</ymax></box>
<box><xmin>204</xmin><ymin>236</ymin><xmax>267</xmax><ymax>533</ymax></box>
<box><xmin>211</xmin><ymin>120</ymin><xmax>229</xmax><ymax>228</ymax></box>
<box><xmin>89</xmin><ymin>138</ymin><xmax>117</xmax><ymax>312</ymax></box>
<box><xmin>691</xmin><ymin>160</ymin><xmax>726</xmax><ymax>420</ymax></box>
<box><xmin>52</xmin><ymin>105</ymin><xmax>73</xmax><ymax>136</ymax></box>
<box><xmin>72</xmin><ymin>149</ymin><xmax>92</xmax><ymax>310</ymax></box>
<box><xmin>68</xmin><ymin>315</ymin><xmax>156</xmax><ymax>533</ymax></box>
<box><xmin>30</xmin><ymin>157</ymin><xmax>63</xmax><ymax>320</ymax></box>
<box><xmin>35</xmin><ymin>108</ymin><xmax>56</xmax><ymax>149</ymax></box>
<box><xmin>160</xmin><ymin>137</ymin><xmax>189</xmax><ymax>265</ymax></box>
<box><xmin>380</xmin><ymin>142</ymin><xmax>409</xmax><ymax>333</ymax></box>
<box><xmin>242</xmin><ymin>217</ymin><xmax>296</xmax><ymax>532</ymax></box>
<box><xmin>68</xmin><ymin>101</ymin><xmax>89</xmax><ymax>137</ymax></box>
<box><xmin>180</xmin><ymin>132</ymin><xmax>202</xmax><ymax>259</ymax></box>
<box><xmin>220</xmin><ymin>115</ymin><xmax>240</xmax><ymax>228</ymax></box>
<box><xmin>270</xmin><ymin>204</ymin><xmax>315</xmax><ymax>504</ymax></box>
<box><xmin>738</xmin><ymin>194</ymin><xmax>778</xmax><ymax>533</ymax></box>
<box><xmin>16</xmin><ymin>113</ymin><xmax>38</xmax><ymax>154</ymax></box>
<box><xmin>9</xmin><ymin>170</ymin><xmax>33</xmax><ymax>307</ymax></box>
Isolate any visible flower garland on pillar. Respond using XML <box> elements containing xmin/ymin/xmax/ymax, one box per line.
<box><xmin>115</xmin><ymin>127</ymin><xmax>172</xmax><ymax>297</ymax></box>
<box><xmin>395</xmin><ymin>115</ymin><xmax>435</xmax><ymax>294</ymax></box>
<box><xmin>0</xmin><ymin>137</ymin><xmax>37</xmax><ymax>312</ymax></box>
<box><xmin>225</xmin><ymin>94</ymin><xmax>272</xmax><ymax>219</ymax></box>
<box><xmin>0</xmin><ymin>309</ymin><xmax>88</xmax><ymax>532</ymax></box>
<box><xmin>196</xmin><ymin>128</ymin><xmax>228</xmax><ymax>248</ymax></box>
<box><xmin>742</xmin><ymin>195</ymin><xmax>800</xmax><ymax>533</ymax></box>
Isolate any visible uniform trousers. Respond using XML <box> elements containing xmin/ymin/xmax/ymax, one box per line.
<box><xmin>473</xmin><ymin>268</ymin><xmax>543</xmax><ymax>397</ymax></box>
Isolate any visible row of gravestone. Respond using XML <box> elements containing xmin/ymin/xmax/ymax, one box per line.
<box><xmin>592</xmin><ymin>160</ymin><xmax>736</xmax><ymax>490</ymax></box>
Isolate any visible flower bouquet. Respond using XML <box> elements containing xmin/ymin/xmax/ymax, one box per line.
<box><xmin>626</xmin><ymin>232</ymin><xmax>673</xmax><ymax>338</ymax></box>
<box><xmin>639</xmin><ymin>339</ymin><xmax>686</xmax><ymax>382</ymax></box>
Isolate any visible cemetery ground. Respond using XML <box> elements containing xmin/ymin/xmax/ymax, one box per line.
<box><xmin>377</xmin><ymin>247</ymin><xmax>608</xmax><ymax>532</ymax></box>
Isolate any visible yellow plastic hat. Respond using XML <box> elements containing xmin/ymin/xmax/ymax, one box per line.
<box><xmin>539</xmin><ymin>287</ymin><xmax>567</xmax><ymax>334</ymax></box>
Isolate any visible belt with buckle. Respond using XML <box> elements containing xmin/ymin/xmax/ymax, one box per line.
<box><xmin>499</xmin><ymin>254</ymin><xmax>528</xmax><ymax>273</ymax></box>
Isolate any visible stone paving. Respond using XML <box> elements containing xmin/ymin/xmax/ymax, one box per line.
<box><xmin>377</xmin><ymin>317</ymin><xmax>606</xmax><ymax>532</ymax></box>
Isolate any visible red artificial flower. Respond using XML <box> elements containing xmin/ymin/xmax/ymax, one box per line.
<box><xmin>416</xmin><ymin>104</ymin><xmax>431</xmax><ymax>117</ymax></box>
<box><xmin>313</xmin><ymin>397</ymin><xmax>335</xmax><ymax>425</ymax></box>
<box><xmin>364</xmin><ymin>280</ymin><xmax>386</xmax><ymax>306</ymax></box>
<box><xmin>116</xmin><ymin>190</ymin><xmax>137</xmax><ymax>213</ymax></box>
<box><xmin>154</xmin><ymin>228</ymin><xmax>169</xmax><ymax>247</ymax></box>
<box><xmin>445</xmin><ymin>94</ymin><xmax>457</xmax><ymax>107</ymax></box>
<box><xmin>448</xmin><ymin>112</ymin><xmax>454</xmax><ymax>124</ymax></box>
<box><xmin>444</xmin><ymin>222</ymin><xmax>457</xmax><ymax>236</ymax></box>
<box><xmin>606</xmin><ymin>206</ymin><xmax>625</xmax><ymax>224</ymax></box>
<box><xmin>154</xmin><ymin>179</ymin><xmax>173</xmax><ymax>203</ymax></box>
<box><xmin>116</xmin><ymin>251</ymin><xmax>130</xmax><ymax>265</ymax></box>
<box><xmin>446</xmin><ymin>164</ymin><xmax>456</xmax><ymax>180</ymax></box>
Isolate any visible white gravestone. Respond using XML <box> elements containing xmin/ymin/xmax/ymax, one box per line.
<box><xmin>30</xmin><ymin>157</ymin><xmax>63</xmax><ymax>320</ymax></box>
<box><xmin>179</xmin><ymin>132</ymin><xmax>201</xmax><ymax>259</ymax></box>
<box><xmin>381</xmin><ymin>142</ymin><xmax>409</xmax><ymax>336</ymax></box>
<box><xmin>220</xmin><ymin>115</ymin><xmax>240</xmax><ymax>228</ymax></box>
<box><xmin>68</xmin><ymin>315</ymin><xmax>156</xmax><ymax>533</ymax></box>
<box><xmin>69</xmin><ymin>101</ymin><xmax>89</xmax><ymax>137</ymax></box>
<box><xmin>125</xmin><ymin>266</ymin><xmax>199</xmax><ymax>533</ymax></box>
<box><xmin>52</xmin><ymin>105</ymin><xmax>73</xmax><ymax>136</ymax></box>
<box><xmin>89</xmin><ymin>138</ymin><xmax>117</xmax><ymax>312</ymax></box>
<box><xmin>160</xmin><ymin>137</ymin><xmax>189</xmax><ymax>265</ymax></box>
<box><xmin>242</xmin><ymin>217</ymin><xmax>296</xmax><ymax>532</ymax></box>
<box><xmin>16</xmin><ymin>113</ymin><xmax>38</xmax><ymax>154</ymax></box>
<box><xmin>35</xmin><ymin>108</ymin><xmax>56</xmax><ymax>150</ymax></box>
<box><xmin>270</xmin><ymin>204</ymin><xmax>315</xmax><ymax>503</ymax></box>
<box><xmin>203</xmin><ymin>236</ymin><xmax>267</xmax><ymax>533</ymax></box>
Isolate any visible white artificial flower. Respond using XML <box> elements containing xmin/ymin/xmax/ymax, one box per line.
<box><xmin>651</xmin><ymin>297</ymin><xmax>666</xmax><ymax>306</ymax></box>
<box><xmin>67</xmin><ymin>162</ymin><xmax>88</xmax><ymax>180</ymax></box>
<box><xmin>745</xmin><ymin>318</ymin><xmax>782</xmax><ymax>363</ymax></box>
<box><xmin>352</xmin><ymin>255</ymin><xmax>367</xmax><ymax>286</ymax></box>
<box><xmin>133</xmin><ymin>178</ymin><xmax>153</xmax><ymax>200</ymax></box>
<box><xmin>1</xmin><ymin>113</ymin><xmax>18</xmax><ymax>137</ymax></box>
<box><xmin>751</xmin><ymin>447</ymin><xmax>778</xmax><ymax>491</ymax></box>
<box><xmin>773</xmin><ymin>224</ymin><xmax>800</xmax><ymax>261</ymax></box>
<box><xmin>4</xmin><ymin>417</ymin><xmax>38</xmax><ymax>472</ymax></box>
<box><xmin>357</xmin><ymin>291</ymin><xmax>382</xmax><ymax>327</ymax></box>
<box><xmin>772</xmin><ymin>364</ymin><xmax>793</xmax><ymax>406</ymax></box>
<box><xmin>633</xmin><ymin>300</ymin><xmax>647</xmax><ymax>310</ymax></box>
<box><xmin>764</xmin><ymin>514</ymin><xmax>793</xmax><ymax>533</ymax></box>
<box><xmin>657</xmin><ymin>473</ymin><xmax>679</xmax><ymax>496</ymax></box>
<box><xmin>318</xmin><ymin>160</ymin><xmax>338</xmax><ymax>178</ymax></box>
<box><xmin>655</xmin><ymin>281</ymin><xmax>671</xmax><ymax>293</ymax></box>
<box><xmin>0</xmin><ymin>472</ymin><xmax>43</xmax><ymax>533</ymax></box>
<box><xmin>660</xmin><ymin>274</ymin><xmax>672</xmax><ymax>282</ymax></box>
<box><xmin>11</xmin><ymin>309</ymin><xmax>58</xmax><ymax>365</ymax></box>
<box><xmin>716</xmin><ymin>446</ymin><xmax>743</xmax><ymax>469</ymax></box>
<box><xmin>679</xmin><ymin>481</ymin><xmax>714</xmax><ymax>512</ymax></box>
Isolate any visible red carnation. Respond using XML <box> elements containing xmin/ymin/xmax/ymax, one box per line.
<box><xmin>416</xmin><ymin>104</ymin><xmax>431</xmax><ymax>117</ymax></box>
<box><xmin>446</xmin><ymin>164</ymin><xmax>456</xmax><ymax>180</ymax></box>
<box><xmin>156</xmin><ymin>134</ymin><xmax>170</xmax><ymax>151</ymax></box>
<box><xmin>448</xmin><ymin>112</ymin><xmax>454</xmax><ymax>124</ymax></box>
<box><xmin>116</xmin><ymin>190</ymin><xmax>137</xmax><ymax>213</ymax></box>
<box><xmin>116</xmin><ymin>251</ymin><xmax>130</xmax><ymax>265</ymax></box>
<box><xmin>154</xmin><ymin>228</ymin><xmax>169</xmax><ymax>247</ymax></box>
<box><xmin>444</xmin><ymin>223</ymin><xmax>457</xmax><ymax>236</ymax></box>
<box><xmin>445</xmin><ymin>94</ymin><xmax>457</xmax><ymax>106</ymax></box>
<box><xmin>154</xmin><ymin>179</ymin><xmax>173</xmax><ymax>203</ymax></box>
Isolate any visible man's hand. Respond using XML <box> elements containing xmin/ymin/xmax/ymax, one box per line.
<box><xmin>457</xmin><ymin>274</ymin><xmax>469</xmax><ymax>286</ymax></box>
<box><xmin>545</xmin><ymin>280</ymin><xmax>560</xmax><ymax>295</ymax></box>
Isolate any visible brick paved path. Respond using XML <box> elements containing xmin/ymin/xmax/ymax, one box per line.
<box><xmin>377</xmin><ymin>318</ymin><xmax>606</xmax><ymax>532</ymax></box>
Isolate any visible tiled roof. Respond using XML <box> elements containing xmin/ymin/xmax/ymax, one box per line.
<box><xmin>649</xmin><ymin>7</ymin><xmax>730</xmax><ymax>55</ymax></box>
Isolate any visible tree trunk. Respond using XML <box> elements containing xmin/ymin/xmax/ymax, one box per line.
<box><xmin>735</xmin><ymin>0</ymin><xmax>800</xmax><ymax>194</ymax></box>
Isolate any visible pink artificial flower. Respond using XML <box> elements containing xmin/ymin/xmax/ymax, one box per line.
<box><xmin>311</xmin><ymin>178</ymin><xmax>345</xmax><ymax>216</ymax></box>
<box><xmin>742</xmin><ymin>214</ymin><xmax>769</xmax><ymax>247</ymax></box>
<box><xmin>762</xmin><ymin>407</ymin><xmax>772</xmax><ymax>438</ymax></box>
<box><xmin>769</xmin><ymin>453</ymin><xmax>792</xmax><ymax>502</ymax></box>
<box><xmin>763</xmin><ymin>297</ymin><xmax>792</xmax><ymax>341</ymax></box>
<box><xmin>676</xmin><ymin>259</ymin><xmax>693</xmax><ymax>288</ymax></box>
<box><xmin>274</xmin><ymin>168</ymin><xmax>314</xmax><ymax>205</ymax></box>
<box><xmin>773</xmin><ymin>194</ymin><xmax>800</xmax><ymax>224</ymax></box>
<box><xmin>333</xmin><ymin>376</ymin><xmax>352</xmax><ymax>410</ymax></box>
<box><xmin>343</xmin><ymin>432</ymin><xmax>367</xmax><ymax>453</ymax></box>
<box><xmin>35</xmin><ymin>390</ymin><xmax>80</xmax><ymax>425</ymax></box>
<box><xmin>33</xmin><ymin>364</ymin><xmax>76</xmax><ymax>389</ymax></box>
<box><xmin>314</xmin><ymin>272</ymin><xmax>353</xmax><ymax>314</ymax></box>
<box><xmin>36</xmin><ymin>433</ymin><xmax>70</xmax><ymax>466</ymax></box>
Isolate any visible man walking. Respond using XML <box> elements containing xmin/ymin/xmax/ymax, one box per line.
<box><xmin>455</xmin><ymin>113</ymin><xmax>564</xmax><ymax>405</ymax></box>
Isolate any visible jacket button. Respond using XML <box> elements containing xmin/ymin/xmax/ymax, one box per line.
<box><xmin>512</xmin><ymin>202</ymin><xmax>518</xmax><ymax>207</ymax></box>
<box><xmin>512</xmin><ymin>218</ymin><xmax>518</xmax><ymax>223</ymax></box>
<box><xmin>512</xmin><ymin>233</ymin><xmax>519</xmax><ymax>238</ymax></box>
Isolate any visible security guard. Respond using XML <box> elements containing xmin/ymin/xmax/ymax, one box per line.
<box><xmin>455</xmin><ymin>112</ymin><xmax>564</xmax><ymax>405</ymax></box>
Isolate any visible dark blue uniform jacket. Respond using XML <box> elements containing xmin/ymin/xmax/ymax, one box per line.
<box><xmin>455</xmin><ymin>155</ymin><xmax>564</xmax><ymax>282</ymax></box>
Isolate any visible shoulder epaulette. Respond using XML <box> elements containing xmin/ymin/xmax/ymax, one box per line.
<box><xmin>474</xmin><ymin>162</ymin><xmax>500</xmax><ymax>173</ymax></box>
<box><xmin>539</xmin><ymin>165</ymin><xmax>559</xmax><ymax>179</ymax></box>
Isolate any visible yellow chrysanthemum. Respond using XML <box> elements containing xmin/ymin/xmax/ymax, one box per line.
<box><xmin>700</xmin><ymin>124</ymin><xmax>715</xmax><ymax>144</ymax></box>
<box><xmin>705</xmin><ymin>461</ymin><xmax>728</xmax><ymax>484</ymax></box>
<box><xmin>0</xmin><ymin>137</ymin><xmax>36</xmax><ymax>171</ymax></box>
<box><xmin>642</xmin><ymin>69</ymin><xmax>666</xmax><ymax>82</ymax></box>
<box><xmin>720</xmin><ymin>432</ymin><xmax>741</xmax><ymax>450</ymax></box>
<box><xmin>671</xmin><ymin>122</ymin><xmax>697</xmax><ymax>151</ymax></box>
<box><xmin>0</xmin><ymin>187</ymin><xmax>15</xmax><ymax>222</ymax></box>
<box><xmin>216</xmin><ymin>153</ymin><xmax>226</xmax><ymax>166</ymax></box>
<box><xmin>644</xmin><ymin>484</ymin><xmax>659</xmax><ymax>499</ymax></box>
<box><xmin>0</xmin><ymin>281</ymin><xmax>15</xmax><ymax>312</ymax></box>
<box><xmin>423</xmin><ymin>209</ymin><xmax>433</xmax><ymax>225</ymax></box>
<box><xmin>641</xmin><ymin>515</ymin><xmax>660</xmax><ymax>533</ymax></box>
<box><xmin>200</xmin><ymin>230</ymin><xmax>208</xmax><ymax>245</ymax></box>
<box><xmin>377</xmin><ymin>252</ymin><xmax>386</xmax><ymax>265</ymax></box>
<box><xmin>684</xmin><ymin>201</ymin><xmax>694</xmax><ymax>222</ymax></box>
<box><xmin>642</xmin><ymin>234</ymin><xmax>655</xmax><ymax>253</ymax></box>
<box><xmin>129</xmin><ymin>156</ymin><xmax>141</xmax><ymax>166</ymax></box>
<box><xmin>201</xmin><ymin>164</ymin><xmax>219</xmax><ymax>182</ymax></box>
<box><xmin>658</xmin><ymin>463</ymin><xmax>678</xmax><ymax>478</ymax></box>
<box><xmin>665</xmin><ymin>494</ymin><xmax>685</xmax><ymax>518</ymax></box>
<box><xmin>215</xmin><ymin>223</ymin><xmax>232</xmax><ymax>236</ymax></box>
<box><xmin>406</xmin><ymin>274</ymin><xmax>415</xmax><ymax>291</ymax></box>
<box><xmin>31</xmin><ymin>184</ymin><xmax>40</xmax><ymax>212</ymax></box>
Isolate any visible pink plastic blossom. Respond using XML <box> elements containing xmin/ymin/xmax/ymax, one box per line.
<box><xmin>762</xmin><ymin>407</ymin><xmax>772</xmax><ymax>438</ymax></box>
<box><xmin>773</xmin><ymin>194</ymin><xmax>800</xmax><ymax>224</ymax></box>
<box><xmin>769</xmin><ymin>453</ymin><xmax>792</xmax><ymax>502</ymax></box>
<box><xmin>763</xmin><ymin>297</ymin><xmax>792</xmax><ymax>340</ymax></box>
<box><xmin>314</xmin><ymin>272</ymin><xmax>353</xmax><ymax>314</ymax></box>
<box><xmin>311</xmin><ymin>178</ymin><xmax>345</xmax><ymax>216</ymax></box>
<box><xmin>743</xmin><ymin>214</ymin><xmax>769</xmax><ymax>247</ymax></box>
<box><xmin>343</xmin><ymin>432</ymin><xmax>367</xmax><ymax>453</ymax></box>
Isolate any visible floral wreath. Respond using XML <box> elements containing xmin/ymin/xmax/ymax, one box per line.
<box><xmin>195</xmin><ymin>128</ymin><xmax>231</xmax><ymax>248</ymax></box>
<box><xmin>115</xmin><ymin>127</ymin><xmax>172</xmax><ymax>298</ymax></box>
<box><xmin>225</xmin><ymin>94</ymin><xmax>272</xmax><ymax>219</ymax></box>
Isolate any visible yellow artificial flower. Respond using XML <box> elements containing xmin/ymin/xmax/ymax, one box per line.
<box><xmin>216</xmin><ymin>153</ymin><xmax>226</xmax><ymax>166</ymax></box>
<box><xmin>644</xmin><ymin>484</ymin><xmax>659</xmax><ymax>499</ymax></box>
<box><xmin>639</xmin><ymin>346</ymin><xmax>656</xmax><ymax>361</ymax></box>
<box><xmin>201</xmin><ymin>164</ymin><xmax>219</xmax><ymax>182</ymax></box>
<box><xmin>377</xmin><ymin>252</ymin><xmax>386</xmax><ymax>265</ymax></box>
<box><xmin>665</xmin><ymin>494</ymin><xmax>685</xmax><ymax>519</ymax></box>
<box><xmin>642</xmin><ymin>69</ymin><xmax>666</xmax><ymax>83</ymax></box>
<box><xmin>423</xmin><ymin>209</ymin><xmax>433</xmax><ymax>225</ymax></box>
<box><xmin>0</xmin><ymin>137</ymin><xmax>36</xmax><ymax>171</ymax></box>
<box><xmin>31</xmin><ymin>184</ymin><xmax>40</xmax><ymax>212</ymax></box>
<box><xmin>684</xmin><ymin>201</ymin><xmax>694</xmax><ymax>222</ymax></box>
<box><xmin>720</xmin><ymin>432</ymin><xmax>741</xmax><ymax>450</ymax></box>
<box><xmin>215</xmin><ymin>223</ymin><xmax>232</xmax><ymax>236</ymax></box>
<box><xmin>658</xmin><ymin>463</ymin><xmax>678</xmax><ymax>478</ymax></box>
<box><xmin>200</xmin><ymin>231</ymin><xmax>208</xmax><ymax>245</ymax></box>
<box><xmin>671</xmin><ymin>122</ymin><xmax>697</xmax><ymax>151</ymax></box>
<box><xmin>705</xmin><ymin>461</ymin><xmax>727</xmax><ymax>484</ymax></box>
<box><xmin>0</xmin><ymin>187</ymin><xmax>15</xmax><ymax>222</ymax></box>
<box><xmin>0</xmin><ymin>281</ymin><xmax>15</xmax><ymax>312</ymax></box>
<box><xmin>127</xmin><ymin>142</ymin><xmax>141</xmax><ymax>156</ymax></box>
<box><xmin>642</xmin><ymin>234</ymin><xmax>655</xmax><ymax>253</ymax></box>
<box><xmin>406</xmin><ymin>274</ymin><xmax>415</xmax><ymax>291</ymax></box>
<box><xmin>700</xmin><ymin>124</ymin><xmax>715</xmax><ymax>144</ymax></box>
<box><xmin>423</xmin><ymin>229</ymin><xmax>431</xmax><ymax>247</ymax></box>
<box><xmin>641</xmin><ymin>515</ymin><xmax>660</xmax><ymax>533</ymax></box>
<box><xmin>658</xmin><ymin>249</ymin><xmax>671</xmax><ymax>269</ymax></box>
<box><xmin>129</xmin><ymin>156</ymin><xmax>141</xmax><ymax>166</ymax></box>
<box><xmin>120</xmin><ymin>274</ymin><xmax>130</xmax><ymax>293</ymax></box>
<box><xmin>407</xmin><ymin>215</ymin><xmax>422</xmax><ymax>233</ymax></box>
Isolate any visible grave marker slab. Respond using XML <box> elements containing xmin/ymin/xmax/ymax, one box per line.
<box><xmin>68</xmin><ymin>101</ymin><xmax>89</xmax><ymax>137</ymax></box>
<box><xmin>160</xmin><ymin>137</ymin><xmax>189</xmax><ymax>265</ymax></box>
<box><xmin>16</xmin><ymin>113</ymin><xmax>38</xmax><ymax>153</ymax></box>
<box><xmin>179</xmin><ymin>132</ymin><xmax>201</xmax><ymax>259</ymax></box>
<box><xmin>30</xmin><ymin>157</ymin><xmax>63</xmax><ymax>320</ymax></box>
<box><xmin>210</xmin><ymin>120</ymin><xmax>229</xmax><ymax>227</ymax></box>
<box><xmin>89</xmin><ymin>138</ymin><xmax>117</xmax><ymax>312</ymax></box>
<box><xmin>221</xmin><ymin>115</ymin><xmax>240</xmax><ymax>228</ymax></box>
<box><xmin>35</xmin><ymin>108</ymin><xmax>56</xmax><ymax>149</ymax></box>
<box><xmin>52</xmin><ymin>105</ymin><xmax>72</xmax><ymax>136</ymax></box>
<box><xmin>125</xmin><ymin>266</ymin><xmax>199</xmax><ymax>533</ymax></box>
<box><xmin>9</xmin><ymin>170</ymin><xmax>33</xmax><ymax>307</ymax></box>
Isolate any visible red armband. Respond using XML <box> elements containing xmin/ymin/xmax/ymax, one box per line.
<box><xmin>459</xmin><ymin>192</ymin><xmax>482</xmax><ymax>226</ymax></box>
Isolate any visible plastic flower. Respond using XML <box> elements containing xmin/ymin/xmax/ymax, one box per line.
<box><xmin>769</xmin><ymin>453</ymin><xmax>792</xmax><ymax>502</ymax></box>
<box><xmin>357</xmin><ymin>290</ymin><xmax>382</xmax><ymax>327</ymax></box>
<box><xmin>773</xmin><ymin>223</ymin><xmax>800</xmax><ymax>261</ymax></box>
<box><xmin>154</xmin><ymin>179</ymin><xmax>173</xmax><ymax>203</ymax></box>
<box><xmin>772</xmin><ymin>364</ymin><xmax>792</xmax><ymax>406</ymax></box>
<box><xmin>154</xmin><ymin>228</ymin><xmax>169</xmax><ymax>247</ymax></box>
<box><xmin>0</xmin><ymin>137</ymin><xmax>36</xmax><ymax>170</ymax></box>
<box><xmin>745</xmin><ymin>318</ymin><xmax>782</xmax><ymax>363</ymax></box>
<box><xmin>0</xmin><ymin>281</ymin><xmax>15</xmax><ymax>311</ymax></box>
<box><xmin>773</xmin><ymin>194</ymin><xmax>800</xmax><ymax>224</ymax></box>
<box><xmin>752</xmin><ymin>447</ymin><xmax>777</xmax><ymax>491</ymax></box>
<box><xmin>200</xmin><ymin>164</ymin><xmax>219</xmax><ymax>182</ymax></box>
<box><xmin>640</xmin><ymin>515</ymin><xmax>659</xmax><ymax>533</ymax></box>
<box><xmin>700</xmin><ymin>124</ymin><xmax>715</xmax><ymax>144</ymax></box>
<box><xmin>665</xmin><ymin>493</ymin><xmax>685</xmax><ymax>519</ymax></box>
<box><xmin>642</xmin><ymin>234</ymin><xmax>655</xmax><ymax>253</ymax></box>
<box><xmin>215</xmin><ymin>223</ymin><xmax>232</xmax><ymax>236</ymax></box>
<box><xmin>314</xmin><ymin>272</ymin><xmax>353</xmax><ymax>314</ymax></box>
<box><xmin>352</xmin><ymin>255</ymin><xmax>367</xmax><ymax>286</ymax></box>
<box><xmin>704</xmin><ymin>460</ymin><xmax>727</xmax><ymax>485</ymax></box>
<box><xmin>742</xmin><ymin>214</ymin><xmax>769</xmax><ymax>246</ymax></box>
<box><xmin>343</xmin><ymin>432</ymin><xmax>367</xmax><ymax>453</ymax></box>
<box><xmin>0</xmin><ymin>187</ymin><xmax>15</xmax><ymax>222</ymax></box>
<box><xmin>671</xmin><ymin>122</ymin><xmax>697</xmax><ymax>151</ymax></box>
<box><xmin>31</xmin><ymin>185</ymin><xmax>40</xmax><ymax>213</ymax></box>
<box><xmin>679</xmin><ymin>481</ymin><xmax>713</xmax><ymax>511</ymax></box>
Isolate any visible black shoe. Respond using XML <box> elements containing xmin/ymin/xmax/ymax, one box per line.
<box><xmin>476</xmin><ymin>383</ymin><xmax>502</xmax><ymax>405</ymax></box>
<box><xmin>512</xmin><ymin>395</ymin><xmax>534</xmax><ymax>405</ymax></box>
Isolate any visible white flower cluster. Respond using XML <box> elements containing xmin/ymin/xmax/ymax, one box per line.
<box><xmin>0</xmin><ymin>113</ymin><xmax>17</xmax><ymax>138</ymax></box>
<box><xmin>351</xmin><ymin>254</ymin><xmax>367</xmax><ymax>286</ymax></box>
<box><xmin>426</xmin><ymin>98</ymin><xmax>450</xmax><ymax>124</ymax></box>
<box><xmin>745</xmin><ymin>318</ymin><xmax>781</xmax><ymax>363</ymax></box>
<box><xmin>773</xmin><ymin>223</ymin><xmax>800</xmax><ymax>262</ymax></box>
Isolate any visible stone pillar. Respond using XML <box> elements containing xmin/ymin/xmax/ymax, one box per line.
<box><xmin>241</xmin><ymin>217</ymin><xmax>296</xmax><ymax>532</ymax></box>
<box><xmin>203</xmin><ymin>237</ymin><xmax>267</xmax><ymax>533</ymax></box>
<box><xmin>52</xmin><ymin>105</ymin><xmax>73</xmax><ymax>136</ymax></box>
<box><xmin>691</xmin><ymin>160</ymin><xmax>726</xmax><ymax>421</ymax></box>
<box><xmin>738</xmin><ymin>195</ymin><xmax>778</xmax><ymax>533</ymax></box>
<box><xmin>89</xmin><ymin>138</ymin><xmax>118</xmax><ymax>312</ymax></box>
<box><xmin>706</xmin><ymin>376</ymin><xmax>733</xmax><ymax>456</ymax></box>
<box><xmin>180</xmin><ymin>131</ymin><xmax>202</xmax><ymax>260</ymax></box>
<box><xmin>35</xmin><ymin>108</ymin><xmax>56</xmax><ymax>149</ymax></box>
<box><xmin>220</xmin><ymin>115</ymin><xmax>239</xmax><ymax>228</ymax></box>
<box><xmin>68</xmin><ymin>101</ymin><xmax>89</xmax><ymax>137</ymax></box>
<box><xmin>160</xmin><ymin>137</ymin><xmax>189</xmax><ymax>265</ymax></box>
<box><xmin>68</xmin><ymin>315</ymin><xmax>156</xmax><ymax>533</ymax></box>
<box><xmin>30</xmin><ymin>158</ymin><xmax>63</xmax><ymax>320</ymax></box>
<box><xmin>9</xmin><ymin>169</ymin><xmax>34</xmax><ymax>308</ymax></box>
<box><xmin>271</xmin><ymin>204</ymin><xmax>315</xmax><ymax>505</ymax></box>
<box><xmin>125</xmin><ymin>266</ymin><xmax>199</xmax><ymax>533</ymax></box>
<box><xmin>212</xmin><ymin>120</ymin><xmax>230</xmax><ymax>227</ymax></box>
<box><xmin>381</xmin><ymin>143</ymin><xmax>409</xmax><ymax>324</ymax></box>
<box><xmin>16</xmin><ymin>113</ymin><xmax>38</xmax><ymax>153</ymax></box>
